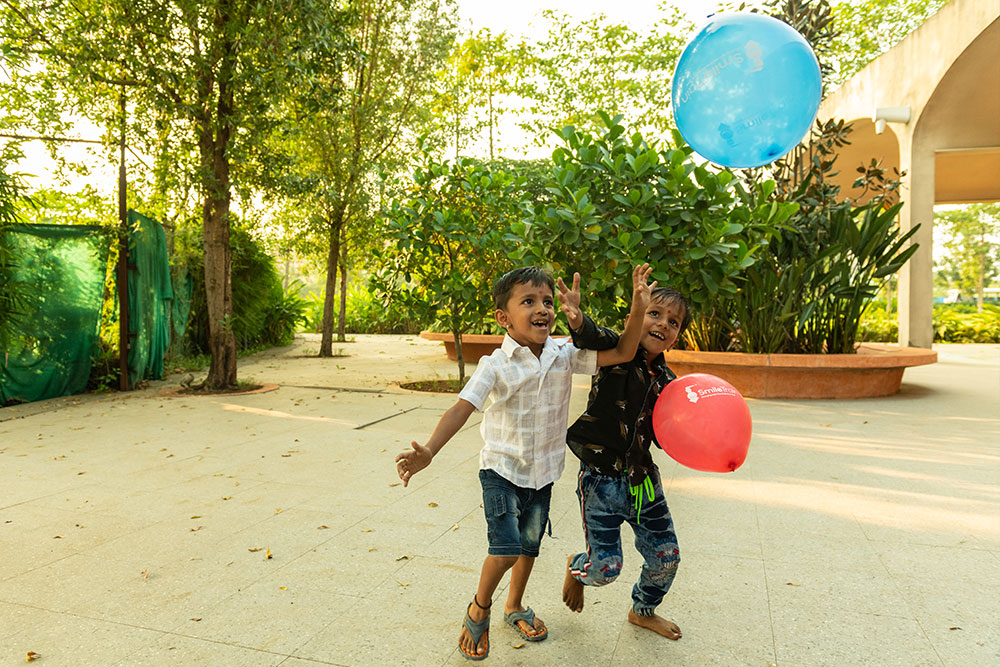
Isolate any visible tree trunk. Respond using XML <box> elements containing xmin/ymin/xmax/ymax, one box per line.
<box><xmin>976</xmin><ymin>252</ymin><xmax>985</xmax><ymax>313</ymax></box>
<box><xmin>337</xmin><ymin>229</ymin><xmax>347</xmax><ymax>343</ymax></box>
<box><xmin>201</xmin><ymin>66</ymin><xmax>237</xmax><ymax>388</ymax></box>
<box><xmin>452</xmin><ymin>330</ymin><xmax>465</xmax><ymax>383</ymax></box>
<box><xmin>198</xmin><ymin>0</ymin><xmax>238</xmax><ymax>390</ymax></box>
<box><xmin>487</xmin><ymin>88</ymin><xmax>494</xmax><ymax>161</ymax></box>
<box><xmin>319</xmin><ymin>213</ymin><xmax>342</xmax><ymax>357</ymax></box>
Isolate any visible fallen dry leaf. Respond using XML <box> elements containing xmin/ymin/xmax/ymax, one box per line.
<box><xmin>53</xmin><ymin>535</ymin><xmax>62</xmax><ymax>539</ymax></box>
<box><xmin>274</xmin><ymin>508</ymin><xmax>282</xmax><ymax>515</ymax></box>
<box><xmin>190</xmin><ymin>617</ymin><xmax>201</xmax><ymax>622</ymax></box>
<box><xmin>369</xmin><ymin>547</ymin><xmax>377</xmax><ymax>552</ymax></box>
<box><xmin>362</xmin><ymin>528</ymin><xmax>373</xmax><ymax>533</ymax></box>
<box><xmin>949</xmin><ymin>626</ymin><xmax>962</xmax><ymax>631</ymax></box>
<box><xmin>141</xmin><ymin>569</ymin><xmax>150</xmax><ymax>581</ymax></box>
<box><xmin>427</xmin><ymin>502</ymin><xmax>438</xmax><ymax>507</ymax></box>
<box><xmin>248</xmin><ymin>547</ymin><xmax>263</xmax><ymax>553</ymax></box>
<box><xmin>388</xmin><ymin>482</ymin><xmax>401</xmax><ymax>487</ymax></box>
<box><xmin>396</xmin><ymin>555</ymin><xmax>410</xmax><ymax>561</ymax></box>
<box><xmin>279</xmin><ymin>586</ymin><xmax>287</xmax><ymax>590</ymax></box>
<box><xmin>190</xmin><ymin>526</ymin><xmax>204</xmax><ymax>532</ymax></box>
<box><xmin>451</xmin><ymin>524</ymin><xmax>459</xmax><ymax>531</ymax></box>
<box><xmin>25</xmin><ymin>651</ymin><xmax>40</xmax><ymax>662</ymax></box>
<box><xmin>190</xmin><ymin>515</ymin><xmax>202</xmax><ymax>519</ymax></box>
<box><xmin>281</xmin><ymin>454</ymin><xmax>291</xmax><ymax>458</ymax></box>
<box><xmin>265</xmin><ymin>548</ymin><xmax>272</xmax><ymax>560</ymax></box>
<box><xmin>513</xmin><ymin>643</ymin><xmax>526</xmax><ymax>649</ymax></box>
<box><xmin>317</xmin><ymin>525</ymin><xmax>329</xmax><ymax>530</ymax></box>
<box><xmin>222</xmin><ymin>496</ymin><xmax>232</xmax><ymax>501</ymax></box>
<box><xmin>786</xmin><ymin>582</ymin><xmax>799</xmax><ymax>586</ymax></box>
<box><xmin>396</xmin><ymin>581</ymin><xmax>409</xmax><ymax>587</ymax></box>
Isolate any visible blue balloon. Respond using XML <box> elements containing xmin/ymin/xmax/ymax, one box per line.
<box><xmin>672</xmin><ymin>13</ymin><xmax>822</xmax><ymax>169</ymax></box>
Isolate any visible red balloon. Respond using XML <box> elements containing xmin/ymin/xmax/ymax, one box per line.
<box><xmin>652</xmin><ymin>373</ymin><xmax>752</xmax><ymax>473</ymax></box>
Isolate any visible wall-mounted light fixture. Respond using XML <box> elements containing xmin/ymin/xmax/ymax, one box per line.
<box><xmin>873</xmin><ymin>106</ymin><xmax>912</xmax><ymax>134</ymax></box>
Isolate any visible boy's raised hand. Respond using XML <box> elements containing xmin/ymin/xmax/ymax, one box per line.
<box><xmin>557</xmin><ymin>272</ymin><xmax>584</xmax><ymax>330</ymax></box>
<box><xmin>632</xmin><ymin>263</ymin><xmax>657</xmax><ymax>308</ymax></box>
<box><xmin>395</xmin><ymin>440</ymin><xmax>432</xmax><ymax>487</ymax></box>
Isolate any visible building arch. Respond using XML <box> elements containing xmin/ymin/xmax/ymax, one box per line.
<box><xmin>818</xmin><ymin>0</ymin><xmax>999</xmax><ymax>347</ymax></box>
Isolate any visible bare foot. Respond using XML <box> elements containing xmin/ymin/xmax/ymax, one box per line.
<box><xmin>627</xmin><ymin>609</ymin><xmax>682</xmax><ymax>639</ymax></box>
<box><xmin>459</xmin><ymin>600</ymin><xmax>489</xmax><ymax>658</ymax></box>
<box><xmin>562</xmin><ymin>555</ymin><xmax>584</xmax><ymax>612</ymax></box>
<box><xmin>504</xmin><ymin>605</ymin><xmax>547</xmax><ymax>638</ymax></box>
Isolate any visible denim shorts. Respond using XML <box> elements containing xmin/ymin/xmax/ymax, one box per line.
<box><xmin>479</xmin><ymin>468</ymin><xmax>552</xmax><ymax>558</ymax></box>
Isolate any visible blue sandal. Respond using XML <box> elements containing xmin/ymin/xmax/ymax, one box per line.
<box><xmin>460</xmin><ymin>595</ymin><xmax>491</xmax><ymax>660</ymax></box>
<box><xmin>504</xmin><ymin>607</ymin><xmax>548</xmax><ymax>641</ymax></box>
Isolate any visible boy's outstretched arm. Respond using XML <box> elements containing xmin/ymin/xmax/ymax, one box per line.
<box><xmin>395</xmin><ymin>398</ymin><xmax>476</xmax><ymax>487</ymax></box>
<box><xmin>595</xmin><ymin>263</ymin><xmax>656</xmax><ymax>367</ymax></box>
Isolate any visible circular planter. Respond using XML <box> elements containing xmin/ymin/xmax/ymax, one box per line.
<box><xmin>419</xmin><ymin>333</ymin><xmax>937</xmax><ymax>399</ymax></box>
<box><xmin>663</xmin><ymin>344</ymin><xmax>937</xmax><ymax>399</ymax></box>
<box><xmin>419</xmin><ymin>332</ymin><xmax>506</xmax><ymax>363</ymax></box>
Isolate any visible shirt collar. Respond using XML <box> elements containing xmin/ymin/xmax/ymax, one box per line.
<box><xmin>501</xmin><ymin>333</ymin><xmax>563</xmax><ymax>359</ymax></box>
<box><xmin>636</xmin><ymin>344</ymin><xmax>668</xmax><ymax>374</ymax></box>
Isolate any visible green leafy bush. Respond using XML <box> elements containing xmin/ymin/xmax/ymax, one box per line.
<box><xmin>509</xmin><ymin>112</ymin><xmax>796</xmax><ymax>344</ymax></box>
<box><xmin>175</xmin><ymin>220</ymin><xmax>304</xmax><ymax>353</ymax></box>
<box><xmin>933</xmin><ymin>304</ymin><xmax>1000</xmax><ymax>343</ymax></box>
<box><xmin>858</xmin><ymin>305</ymin><xmax>898</xmax><ymax>343</ymax></box>
<box><xmin>372</xmin><ymin>148</ymin><xmax>525</xmax><ymax>380</ymax></box>
<box><xmin>859</xmin><ymin>303</ymin><xmax>1000</xmax><ymax>343</ymax></box>
<box><xmin>301</xmin><ymin>279</ymin><xmax>428</xmax><ymax>335</ymax></box>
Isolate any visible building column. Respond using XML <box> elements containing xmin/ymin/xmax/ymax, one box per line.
<box><xmin>897</xmin><ymin>136</ymin><xmax>935</xmax><ymax>348</ymax></box>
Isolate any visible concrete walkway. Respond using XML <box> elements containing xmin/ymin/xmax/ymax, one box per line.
<box><xmin>1</xmin><ymin>335</ymin><xmax>997</xmax><ymax>666</ymax></box>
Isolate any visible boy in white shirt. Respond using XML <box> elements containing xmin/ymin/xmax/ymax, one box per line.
<box><xmin>396</xmin><ymin>264</ymin><xmax>655</xmax><ymax>660</ymax></box>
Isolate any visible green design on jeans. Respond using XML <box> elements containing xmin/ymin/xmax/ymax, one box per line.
<box><xmin>629</xmin><ymin>475</ymin><xmax>655</xmax><ymax>524</ymax></box>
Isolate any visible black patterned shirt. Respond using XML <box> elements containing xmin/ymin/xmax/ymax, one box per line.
<box><xmin>566</xmin><ymin>313</ymin><xmax>676</xmax><ymax>487</ymax></box>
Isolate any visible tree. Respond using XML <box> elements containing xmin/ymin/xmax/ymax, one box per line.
<box><xmin>936</xmin><ymin>204</ymin><xmax>1000</xmax><ymax>312</ymax></box>
<box><xmin>826</xmin><ymin>0</ymin><xmax>950</xmax><ymax>89</ymax></box>
<box><xmin>1</xmin><ymin>0</ymin><xmax>351</xmax><ymax>388</ymax></box>
<box><xmin>514</xmin><ymin>5</ymin><xmax>692</xmax><ymax>148</ymax></box>
<box><xmin>452</xmin><ymin>30</ymin><xmax>517</xmax><ymax>160</ymax></box>
<box><xmin>0</xmin><ymin>145</ymin><xmax>33</xmax><ymax>353</ymax></box>
<box><xmin>277</xmin><ymin>0</ymin><xmax>455</xmax><ymax>357</ymax></box>
<box><xmin>508</xmin><ymin>112</ymin><xmax>797</xmax><ymax>347</ymax></box>
<box><xmin>372</xmin><ymin>151</ymin><xmax>525</xmax><ymax>382</ymax></box>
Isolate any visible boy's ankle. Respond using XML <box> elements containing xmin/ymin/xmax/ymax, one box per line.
<box><xmin>469</xmin><ymin>595</ymin><xmax>491</xmax><ymax>620</ymax></box>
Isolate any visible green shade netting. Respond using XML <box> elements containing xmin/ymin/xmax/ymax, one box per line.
<box><xmin>125</xmin><ymin>210</ymin><xmax>173</xmax><ymax>386</ymax></box>
<box><xmin>0</xmin><ymin>224</ymin><xmax>110</xmax><ymax>404</ymax></box>
<box><xmin>172</xmin><ymin>269</ymin><xmax>193</xmax><ymax>344</ymax></box>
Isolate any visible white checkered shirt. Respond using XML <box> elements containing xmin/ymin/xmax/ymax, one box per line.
<box><xmin>458</xmin><ymin>334</ymin><xmax>598</xmax><ymax>489</ymax></box>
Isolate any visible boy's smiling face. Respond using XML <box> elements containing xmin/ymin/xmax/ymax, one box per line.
<box><xmin>495</xmin><ymin>280</ymin><xmax>555</xmax><ymax>355</ymax></box>
<box><xmin>636</xmin><ymin>297</ymin><xmax>686</xmax><ymax>358</ymax></box>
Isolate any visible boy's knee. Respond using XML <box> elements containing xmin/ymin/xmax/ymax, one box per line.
<box><xmin>651</xmin><ymin>548</ymin><xmax>679</xmax><ymax>582</ymax></box>
<box><xmin>487</xmin><ymin>554</ymin><xmax>520</xmax><ymax>569</ymax></box>
<box><xmin>590</xmin><ymin>560</ymin><xmax>622</xmax><ymax>586</ymax></box>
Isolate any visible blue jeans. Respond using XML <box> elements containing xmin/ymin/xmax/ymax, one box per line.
<box><xmin>568</xmin><ymin>464</ymin><xmax>680</xmax><ymax>616</ymax></box>
<box><xmin>479</xmin><ymin>468</ymin><xmax>552</xmax><ymax>558</ymax></box>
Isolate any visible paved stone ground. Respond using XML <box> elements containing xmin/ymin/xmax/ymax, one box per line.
<box><xmin>1</xmin><ymin>335</ymin><xmax>997</xmax><ymax>666</ymax></box>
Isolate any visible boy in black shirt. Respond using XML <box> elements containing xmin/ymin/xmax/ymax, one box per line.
<box><xmin>556</xmin><ymin>272</ymin><xmax>692</xmax><ymax>640</ymax></box>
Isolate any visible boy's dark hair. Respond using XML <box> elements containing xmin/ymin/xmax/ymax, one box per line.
<box><xmin>650</xmin><ymin>286</ymin><xmax>693</xmax><ymax>336</ymax></box>
<box><xmin>492</xmin><ymin>267</ymin><xmax>555</xmax><ymax>309</ymax></box>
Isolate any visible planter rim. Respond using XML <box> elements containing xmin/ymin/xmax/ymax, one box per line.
<box><xmin>419</xmin><ymin>331</ymin><xmax>570</xmax><ymax>344</ymax></box>
<box><xmin>665</xmin><ymin>343</ymin><xmax>936</xmax><ymax>370</ymax></box>
<box><xmin>420</xmin><ymin>331</ymin><xmax>504</xmax><ymax>344</ymax></box>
